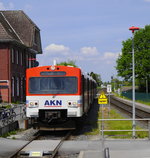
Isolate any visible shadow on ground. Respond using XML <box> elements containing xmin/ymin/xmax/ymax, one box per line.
<box><xmin>74</xmin><ymin>99</ymin><xmax>100</xmax><ymax>135</ymax></box>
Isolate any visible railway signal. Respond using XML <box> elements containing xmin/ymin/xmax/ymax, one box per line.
<box><xmin>129</xmin><ymin>26</ymin><xmax>140</xmax><ymax>138</ymax></box>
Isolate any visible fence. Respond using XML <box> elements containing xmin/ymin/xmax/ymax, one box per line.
<box><xmin>122</xmin><ymin>91</ymin><xmax>150</xmax><ymax>102</ymax></box>
<box><xmin>98</xmin><ymin>118</ymin><xmax>150</xmax><ymax>139</ymax></box>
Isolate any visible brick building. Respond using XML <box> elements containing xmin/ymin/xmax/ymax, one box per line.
<box><xmin>0</xmin><ymin>10</ymin><xmax>42</xmax><ymax>103</ymax></box>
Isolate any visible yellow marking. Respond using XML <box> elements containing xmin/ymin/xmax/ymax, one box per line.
<box><xmin>31</xmin><ymin>151</ymin><xmax>42</xmax><ymax>157</ymax></box>
<box><xmin>98</xmin><ymin>91</ymin><xmax>108</xmax><ymax>104</ymax></box>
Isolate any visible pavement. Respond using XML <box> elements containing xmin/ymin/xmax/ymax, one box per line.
<box><xmin>59</xmin><ymin>139</ymin><xmax>150</xmax><ymax>158</ymax></box>
<box><xmin>1</xmin><ymin>138</ymin><xmax>150</xmax><ymax>157</ymax></box>
<box><xmin>0</xmin><ymin>137</ymin><xmax>28</xmax><ymax>158</ymax></box>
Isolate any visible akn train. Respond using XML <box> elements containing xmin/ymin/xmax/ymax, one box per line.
<box><xmin>26</xmin><ymin>65</ymin><xmax>97</xmax><ymax>130</ymax></box>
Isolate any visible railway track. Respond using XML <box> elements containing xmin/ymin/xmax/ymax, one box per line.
<box><xmin>10</xmin><ymin>130</ymin><xmax>40</xmax><ymax>158</ymax></box>
<box><xmin>10</xmin><ymin>130</ymin><xmax>72</xmax><ymax>158</ymax></box>
<box><xmin>110</xmin><ymin>95</ymin><xmax>150</xmax><ymax>118</ymax></box>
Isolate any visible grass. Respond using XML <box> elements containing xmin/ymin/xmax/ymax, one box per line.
<box><xmin>0</xmin><ymin>128</ymin><xmax>25</xmax><ymax>138</ymax></box>
<box><xmin>136</xmin><ymin>100</ymin><xmax>150</xmax><ymax>106</ymax></box>
<box><xmin>1</xmin><ymin>130</ymin><xmax>17</xmax><ymax>138</ymax></box>
<box><xmin>86</xmin><ymin>108</ymin><xmax>148</xmax><ymax>138</ymax></box>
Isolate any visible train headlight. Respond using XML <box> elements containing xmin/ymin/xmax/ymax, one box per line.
<box><xmin>72</xmin><ymin>102</ymin><xmax>77</xmax><ymax>106</ymax></box>
<box><xmin>67</xmin><ymin>101</ymin><xmax>77</xmax><ymax>108</ymax></box>
<box><xmin>28</xmin><ymin>101</ymin><xmax>39</xmax><ymax>108</ymax></box>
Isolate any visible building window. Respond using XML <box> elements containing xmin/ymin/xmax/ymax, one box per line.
<box><xmin>34</xmin><ymin>29</ymin><xmax>39</xmax><ymax>44</ymax></box>
<box><xmin>17</xmin><ymin>77</ymin><xmax>19</xmax><ymax>96</ymax></box>
<box><xmin>26</xmin><ymin>54</ymin><xmax>28</xmax><ymax>68</ymax></box>
<box><xmin>11</xmin><ymin>48</ymin><xmax>14</xmax><ymax>63</ymax></box>
<box><xmin>16</xmin><ymin>50</ymin><xmax>19</xmax><ymax>65</ymax></box>
<box><xmin>20</xmin><ymin>77</ymin><xmax>23</xmax><ymax>101</ymax></box>
<box><xmin>11</xmin><ymin>77</ymin><xmax>15</xmax><ymax>97</ymax></box>
<box><xmin>20</xmin><ymin>51</ymin><xmax>22</xmax><ymax>66</ymax></box>
<box><xmin>29</xmin><ymin>55</ymin><xmax>32</xmax><ymax>68</ymax></box>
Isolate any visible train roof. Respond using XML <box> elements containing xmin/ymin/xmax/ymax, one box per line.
<box><xmin>27</xmin><ymin>65</ymin><xmax>96</xmax><ymax>83</ymax></box>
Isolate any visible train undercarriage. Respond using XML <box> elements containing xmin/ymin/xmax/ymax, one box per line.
<box><xmin>30</xmin><ymin>109</ymin><xmax>76</xmax><ymax>131</ymax></box>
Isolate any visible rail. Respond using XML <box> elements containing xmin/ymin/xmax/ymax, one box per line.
<box><xmin>10</xmin><ymin>131</ymin><xmax>40</xmax><ymax>158</ymax></box>
<box><xmin>50</xmin><ymin>131</ymin><xmax>72</xmax><ymax>158</ymax></box>
<box><xmin>98</xmin><ymin>118</ymin><xmax>150</xmax><ymax>139</ymax></box>
<box><xmin>17</xmin><ymin>131</ymin><xmax>72</xmax><ymax>158</ymax></box>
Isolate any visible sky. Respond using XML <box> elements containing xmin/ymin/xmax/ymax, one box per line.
<box><xmin>0</xmin><ymin>0</ymin><xmax>150</xmax><ymax>82</ymax></box>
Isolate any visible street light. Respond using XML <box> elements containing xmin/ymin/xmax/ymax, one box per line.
<box><xmin>129</xmin><ymin>26</ymin><xmax>140</xmax><ymax>138</ymax></box>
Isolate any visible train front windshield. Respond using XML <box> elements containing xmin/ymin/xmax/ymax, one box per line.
<box><xmin>29</xmin><ymin>77</ymin><xmax>77</xmax><ymax>94</ymax></box>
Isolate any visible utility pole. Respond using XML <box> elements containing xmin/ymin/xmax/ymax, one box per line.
<box><xmin>129</xmin><ymin>26</ymin><xmax>140</xmax><ymax>138</ymax></box>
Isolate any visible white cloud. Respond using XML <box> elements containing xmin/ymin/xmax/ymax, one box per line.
<box><xmin>44</xmin><ymin>43</ymin><xmax>70</xmax><ymax>56</ymax></box>
<box><xmin>38</xmin><ymin>44</ymin><xmax>119</xmax><ymax>73</ymax></box>
<box><xmin>80</xmin><ymin>46</ymin><xmax>99</xmax><ymax>56</ymax></box>
<box><xmin>97</xmin><ymin>52</ymin><xmax>120</xmax><ymax>65</ymax></box>
<box><xmin>103</xmin><ymin>52</ymin><xmax>119</xmax><ymax>60</ymax></box>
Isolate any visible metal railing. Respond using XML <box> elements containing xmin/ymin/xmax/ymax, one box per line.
<box><xmin>98</xmin><ymin>118</ymin><xmax>150</xmax><ymax>139</ymax></box>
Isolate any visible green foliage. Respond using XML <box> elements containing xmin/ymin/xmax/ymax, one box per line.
<box><xmin>99</xmin><ymin>109</ymin><xmax>148</xmax><ymax>138</ymax></box>
<box><xmin>90</xmin><ymin>72</ymin><xmax>102</xmax><ymax>87</ymax></box>
<box><xmin>116</xmin><ymin>25</ymin><xmax>150</xmax><ymax>91</ymax></box>
<box><xmin>5</xmin><ymin>105</ymin><xmax>12</xmax><ymax>109</ymax></box>
<box><xmin>1</xmin><ymin>130</ymin><xmax>17</xmax><ymax>138</ymax></box>
<box><xmin>116</xmin><ymin>39</ymin><xmax>132</xmax><ymax>80</ymax></box>
<box><xmin>111</xmin><ymin>77</ymin><xmax>123</xmax><ymax>91</ymax></box>
<box><xmin>57</xmin><ymin>60</ymin><xmax>77</xmax><ymax>67</ymax></box>
<box><xmin>86</xmin><ymin>108</ymin><xmax>148</xmax><ymax>138</ymax></box>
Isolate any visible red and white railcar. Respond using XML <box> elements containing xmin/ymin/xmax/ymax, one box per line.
<box><xmin>26</xmin><ymin>65</ymin><xmax>97</xmax><ymax>130</ymax></box>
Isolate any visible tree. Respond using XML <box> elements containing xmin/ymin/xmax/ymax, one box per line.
<box><xmin>90</xmin><ymin>72</ymin><xmax>102</xmax><ymax>87</ymax></box>
<box><xmin>116</xmin><ymin>25</ymin><xmax>150</xmax><ymax>91</ymax></box>
<box><xmin>111</xmin><ymin>76</ymin><xmax>123</xmax><ymax>92</ymax></box>
<box><xmin>57</xmin><ymin>60</ymin><xmax>77</xmax><ymax>67</ymax></box>
<box><xmin>116</xmin><ymin>38</ymin><xmax>132</xmax><ymax>81</ymax></box>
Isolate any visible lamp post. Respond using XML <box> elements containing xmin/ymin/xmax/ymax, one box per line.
<box><xmin>129</xmin><ymin>26</ymin><xmax>140</xmax><ymax>138</ymax></box>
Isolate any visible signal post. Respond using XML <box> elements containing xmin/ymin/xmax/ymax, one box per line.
<box><xmin>98</xmin><ymin>91</ymin><xmax>108</xmax><ymax>157</ymax></box>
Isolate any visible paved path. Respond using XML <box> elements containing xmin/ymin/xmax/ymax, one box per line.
<box><xmin>0</xmin><ymin>138</ymin><xmax>28</xmax><ymax>158</ymax></box>
<box><xmin>1</xmin><ymin>139</ymin><xmax>150</xmax><ymax>157</ymax></box>
<box><xmin>60</xmin><ymin>139</ymin><xmax>150</xmax><ymax>158</ymax></box>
